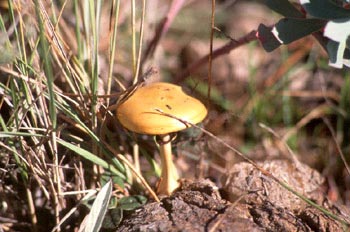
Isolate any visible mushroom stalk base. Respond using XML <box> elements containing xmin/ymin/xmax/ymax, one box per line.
<box><xmin>157</xmin><ymin>134</ymin><xmax>179</xmax><ymax>195</ymax></box>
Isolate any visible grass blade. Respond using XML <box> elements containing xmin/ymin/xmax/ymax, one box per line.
<box><xmin>57</xmin><ymin>139</ymin><xmax>125</xmax><ymax>179</ymax></box>
<box><xmin>33</xmin><ymin>0</ymin><xmax>56</xmax><ymax>128</ymax></box>
<box><xmin>84</xmin><ymin>180</ymin><xmax>112</xmax><ymax>232</ymax></box>
<box><xmin>107</xmin><ymin>0</ymin><xmax>123</xmax><ymax>104</ymax></box>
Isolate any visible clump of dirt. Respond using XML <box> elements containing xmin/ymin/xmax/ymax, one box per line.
<box><xmin>222</xmin><ymin>159</ymin><xmax>324</xmax><ymax>210</ymax></box>
<box><xmin>116</xmin><ymin>160</ymin><xmax>349</xmax><ymax>231</ymax></box>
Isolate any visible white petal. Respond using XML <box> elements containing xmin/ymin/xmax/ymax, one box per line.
<box><xmin>324</xmin><ymin>20</ymin><xmax>350</xmax><ymax>42</ymax></box>
<box><xmin>271</xmin><ymin>27</ymin><xmax>284</xmax><ymax>44</ymax></box>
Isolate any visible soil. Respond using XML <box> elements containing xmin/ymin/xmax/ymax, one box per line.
<box><xmin>115</xmin><ymin>160</ymin><xmax>349</xmax><ymax>231</ymax></box>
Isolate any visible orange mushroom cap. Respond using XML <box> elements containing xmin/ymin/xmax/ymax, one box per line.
<box><xmin>117</xmin><ymin>82</ymin><xmax>207</xmax><ymax>135</ymax></box>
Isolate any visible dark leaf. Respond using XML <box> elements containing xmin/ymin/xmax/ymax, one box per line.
<box><xmin>257</xmin><ymin>18</ymin><xmax>326</xmax><ymax>52</ymax></box>
<box><xmin>327</xmin><ymin>39</ymin><xmax>340</xmax><ymax>65</ymax></box>
<box><xmin>100</xmin><ymin>171</ymin><xmax>125</xmax><ymax>189</ymax></box>
<box><xmin>274</xmin><ymin>18</ymin><xmax>326</xmax><ymax>44</ymax></box>
<box><xmin>117</xmin><ymin>195</ymin><xmax>147</xmax><ymax>211</ymax></box>
<box><xmin>300</xmin><ymin>0</ymin><xmax>350</xmax><ymax>19</ymax></box>
<box><xmin>344</xmin><ymin>47</ymin><xmax>350</xmax><ymax>59</ymax></box>
<box><xmin>264</xmin><ymin>0</ymin><xmax>304</xmax><ymax>18</ymax></box>
<box><xmin>102</xmin><ymin>208</ymin><xmax>123</xmax><ymax>230</ymax></box>
<box><xmin>257</xmin><ymin>24</ymin><xmax>282</xmax><ymax>52</ymax></box>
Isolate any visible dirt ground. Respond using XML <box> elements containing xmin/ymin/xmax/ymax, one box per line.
<box><xmin>114</xmin><ymin>160</ymin><xmax>349</xmax><ymax>231</ymax></box>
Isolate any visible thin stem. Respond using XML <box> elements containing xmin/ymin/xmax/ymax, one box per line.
<box><xmin>131</xmin><ymin>0</ymin><xmax>137</xmax><ymax>75</ymax></box>
<box><xmin>133</xmin><ymin>143</ymin><xmax>141</xmax><ymax>174</ymax></box>
<box><xmin>133</xmin><ymin>0</ymin><xmax>146</xmax><ymax>85</ymax></box>
<box><xmin>107</xmin><ymin>0</ymin><xmax>122</xmax><ymax>105</ymax></box>
<box><xmin>208</xmin><ymin>0</ymin><xmax>215</xmax><ymax>104</ymax></box>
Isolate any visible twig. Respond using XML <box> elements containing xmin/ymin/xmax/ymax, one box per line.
<box><xmin>259</xmin><ymin>123</ymin><xmax>301</xmax><ymax>166</ymax></box>
<box><xmin>208</xmin><ymin>193</ymin><xmax>247</xmax><ymax>232</ymax></box>
<box><xmin>174</xmin><ymin>30</ymin><xmax>257</xmax><ymax>83</ymax></box>
<box><xmin>25</xmin><ymin>187</ymin><xmax>38</xmax><ymax>232</ymax></box>
<box><xmin>322</xmin><ymin>117</ymin><xmax>350</xmax><ymax>177</ymax></box>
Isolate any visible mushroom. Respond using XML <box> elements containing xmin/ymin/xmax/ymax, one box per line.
<box><xmin>117</xmin><ymin>82</ymin><xmax>207</xmax><ymax>195</ymax></box>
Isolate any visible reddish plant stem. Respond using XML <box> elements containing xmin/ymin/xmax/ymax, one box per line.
<box><xmin>141</xmin><ymin>0</ymin><xmax>185</xmax><ymax>64</ymax></box>
<box><xmin>174</xmin><ymin>30</ymin><xmax>257</xmax><ymax>83</ymax></box>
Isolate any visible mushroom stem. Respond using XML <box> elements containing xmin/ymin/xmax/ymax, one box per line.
<box><xmin>157</xmin><ymin>134</ymin><xmax>179</xmax><ymax>195</ymax></box>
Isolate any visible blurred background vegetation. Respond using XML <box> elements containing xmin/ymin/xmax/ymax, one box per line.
<box><xmin>0</xmin><ymin>0</ymin><xmax>349</xmax><ymax>231</ymax></box>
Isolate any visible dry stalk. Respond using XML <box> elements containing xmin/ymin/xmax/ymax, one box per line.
<box><xmin>208</xmin><ymin>193</ymin><xmax>247</xmax><ymax>232</ymax></box>
<box><xmin>322</xmin><ymin>117</ymin><xmax>350</xmax><ymax>177</ymax></box>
